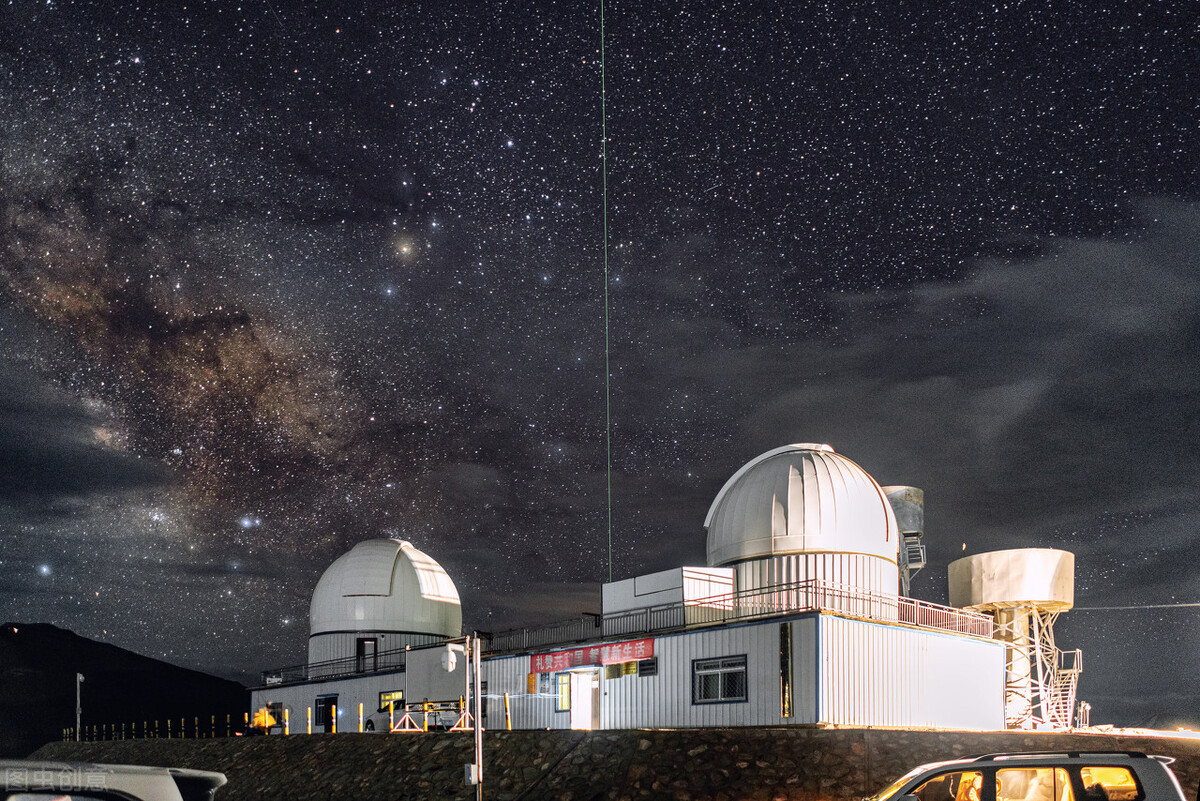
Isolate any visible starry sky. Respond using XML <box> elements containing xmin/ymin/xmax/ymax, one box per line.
<box><xmin>1</xmin><ymin>0</ymin><xmax>1197</xmax><ymax>726</ymax></box>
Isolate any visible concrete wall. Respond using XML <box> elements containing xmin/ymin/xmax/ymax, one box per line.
<box><xmin>35</xmin><ymin>727</ymin><xmax>1200</xmax><ymax>801</ymax></box>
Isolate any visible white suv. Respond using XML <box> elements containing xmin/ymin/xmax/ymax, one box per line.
<box><xmin>0</xmin><ymin>759</ymin><xmax>226</xmax><ymax>801</ymax></box>
<box><xmin>868</xmin><ymin>752</ymin><xmax>1188</xmax><ymax>801</ymax></box>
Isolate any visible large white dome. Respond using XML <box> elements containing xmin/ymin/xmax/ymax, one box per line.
<box><xmin>705</xmin><ymin>444</ymin><xmax>899</xmax><ymax>569</ymax></box>
<box><xmin>309</xmin><ymin>538</ymin><xmax>462</xmax><ymax>639</ymax></box>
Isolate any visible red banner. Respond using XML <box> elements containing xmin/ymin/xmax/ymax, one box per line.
<box><xmin>530</xmin><ymin>638</ymin><xmax>654</xmax><ymax>673</ymax></box>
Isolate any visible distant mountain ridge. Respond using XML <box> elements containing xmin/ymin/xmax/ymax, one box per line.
<box><xmin>0</xmin><ymin>622</ymin><xmax>247</xmax><ymax>757</ymax></box>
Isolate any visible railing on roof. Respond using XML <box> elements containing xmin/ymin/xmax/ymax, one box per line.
<box><xmin>258</xmin><ymin>579</ymin><xmax>992</xmax><ymax>687</ymax></box>
<box><xmin>260</xmin><ymin>645</ymin><xmax>410</xmax><ymax>686</ymax></box>
<box><xmin>486</xmin><ymin>578</ymin><xmax>993</xmax><ymax>653</ymax></box>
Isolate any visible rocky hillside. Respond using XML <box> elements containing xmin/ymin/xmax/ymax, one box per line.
<box><xmin>33</xmin><ymin>726</ymin><xmax>1200</xmax><ymax>801</ymax></box>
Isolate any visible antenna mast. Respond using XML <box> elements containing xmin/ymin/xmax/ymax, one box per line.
<box><xmin>600</xmin><ymin>0</ymin><xmax>613</xmax><ymax>583</ymax></box>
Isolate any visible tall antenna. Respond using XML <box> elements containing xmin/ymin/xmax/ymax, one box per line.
<box><xmin>600</xmin><ymin>0</ymin><xmax>613</xmax><ymax>583</ymax></box>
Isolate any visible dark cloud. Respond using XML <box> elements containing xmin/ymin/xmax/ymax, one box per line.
<box><xmin>0</xmin><ymin>362</ymin><xmax>169</xmax><ymax>507</ymax></box>
<box><xmin>668</xmin><ymin>202</ymin><xmax>1200</xmax><ymax>555</ymax></box>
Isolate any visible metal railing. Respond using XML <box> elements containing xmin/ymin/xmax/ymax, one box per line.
<box><xmin>261</xmin><ymin>645</ymin><xmax>410</xmax><ymax>686</ymax></box>
<box><xmin>487</xmin><ymin>578</ymin><xmax>993</xmax><ymax>652</ymax></box>
<box><xmin>259</xmin><ymin>580</ymin><xmax>992</xmax><ymax>686</ymax></box>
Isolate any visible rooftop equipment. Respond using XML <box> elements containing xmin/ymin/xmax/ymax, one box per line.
<box><xmin>882</xmin><ymin>485</ymin><xmax>926</xmax><ymax>596</ymax></box>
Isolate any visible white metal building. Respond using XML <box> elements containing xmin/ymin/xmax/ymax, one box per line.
<box><xmin>252</xmin><ymin>443</ymin><xmax>1009</xmax><ymax>732</ymax></box>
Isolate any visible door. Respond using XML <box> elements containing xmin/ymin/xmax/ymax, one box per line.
<box><xmin>569</xmin><ymin>669</ymin><xmax>601</xmax><ymax>730</ymax></box>
<box><xmin>356</xmin><ymin>637</ymin><xmax>378</xmax><ymax>673</ymax></box>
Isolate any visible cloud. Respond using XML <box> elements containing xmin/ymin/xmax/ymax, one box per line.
<box><xmin>0</xmin><ymin>361</ymin><xmax>170</xmax><ymax>508</ymax></box>
<box><xmin>650</xmin><ymin>202</ymin><xmax>1200</xmax><ymax>561</ymax></box>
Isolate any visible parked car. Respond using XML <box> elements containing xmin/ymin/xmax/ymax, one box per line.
<box><xmin>0</xmin><ymin>759</ymin><xmax>226</xmax><ymax>801</ymax></box>
<box><xmin>866</xmin><ymin>752</ymin><xmax>1188</xmax><ymax>801</ymax></box>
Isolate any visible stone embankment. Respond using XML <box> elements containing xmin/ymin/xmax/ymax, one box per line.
<box><xmin>35</xmin><ymin>727</ymin><xmax>1200</xmax><ymax>801</ymax></box>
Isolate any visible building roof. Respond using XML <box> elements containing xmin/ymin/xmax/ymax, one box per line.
<box><xmin>309</xmin><ymin>538</ymin><xmax>462</xmax><ymax>638</ymax></box>
<box><xmin>704</xmin><ymin>443</ymin><xmax>899</xmax><ymax>567</ymax></box>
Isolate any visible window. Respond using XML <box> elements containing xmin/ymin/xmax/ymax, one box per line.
<box><xmin>379</xmin><ymin>690</ymin><xmax>403</xmax><ymax>713</ymax></box>
<box><xmin>265</xmin><ymin>702</ymin><xmax>284</xmax><ymax>732</ymax></box>
<box><xmin>1079</xmin><ymin>767</ymin><xmax>1142</xmax><ymax>801</ymax></box>
<box><xmin>692</xmin><ymin>655</ymin><xmax>747</xmax><ymax>704</ymax></box>
<box><xmin>997</xmin><ymin>768</ymin><xmax>1074</xmax><ymax>801</ymax></box>
<box><xmin>912</xmin><ymin>771</ymin><xmax>984</xmax><ymax>801</ymax></box>
<box><xmin>315</xmin><ymin>694</ymin><xmax>338</xmax><ymax>731</ymax></box>
<box><xmin>555</xmin><ymin>673</ymin><xmax>571</xmax><ymax>711</ymax></box>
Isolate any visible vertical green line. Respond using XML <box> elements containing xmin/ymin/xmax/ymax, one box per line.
<box><xmin>600</xmin><ymin>0</ymin><xmax>613</xmax><ymax>583</ymax></box>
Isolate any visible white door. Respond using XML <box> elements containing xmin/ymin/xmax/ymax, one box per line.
<box><xmin>569</xmin><ymin>670</ymin><xmax>599</xmax><ymax>730</ymax></box>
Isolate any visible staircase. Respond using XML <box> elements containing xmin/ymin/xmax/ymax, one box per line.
<box><xmin>1043</xmin><ymin>649</ymin><xmax>1082</xmax><ymax>728</ymax></box>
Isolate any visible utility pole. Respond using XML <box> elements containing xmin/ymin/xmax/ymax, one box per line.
<box><xmin>473</xmin><ymin>633</ymin><xmax>483</xmax><ymax>801</ymax></box>
<box><xmin>75</xmin><ymin>673</ymin><xmax>84</xmax><ymax>742</ymax></box>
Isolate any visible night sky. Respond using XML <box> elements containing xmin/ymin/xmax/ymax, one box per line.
<box><xmin>1</xmin><ymin>1</ymin><xmax>1197</xmax><ymax>726</ymax></box>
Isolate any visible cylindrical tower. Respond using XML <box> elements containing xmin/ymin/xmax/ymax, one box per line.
<box><xmin>948</xmin><ymin>548</ymin><xmax>1076</xmax><ymax>729</ymax></box>
<box><xmin>704</xmin><ymin>444</ymin><xmax>900</xmax><ymax>609</ymax></box>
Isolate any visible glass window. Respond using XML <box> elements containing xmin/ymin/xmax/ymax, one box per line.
<box><xmin>913</xmin><ymin>771</ymin><xmax>984</xmax><ymax>801</ymax></box>
<box><xmin>693</xmin><ymin>655</ymin><xmax>748</xmax><ymax>704</ymax></box>
<box><xmin>555</xmin><ymin>673</ymin><xmax>571</xmax><ymax>711</ymax></box>
<box><xmin>1079</xmin><ymin>767</ymin><xmax>1142</xmax><ymax>801</ymax></box>
<box><xmin>379</xmin><ymin>690</ymin><xmax>403</xmax><ymax>713</ymax></box>
<box><xmin>997</xmin><ymin>768</ymin><xmax>1074</xmax><ymax>801</ymax></box>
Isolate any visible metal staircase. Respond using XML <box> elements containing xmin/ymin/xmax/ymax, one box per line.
<box><xmin>1042</xmin><ymin>649</ymin><xmax>1082</xmax><ymax>728</ymax></box>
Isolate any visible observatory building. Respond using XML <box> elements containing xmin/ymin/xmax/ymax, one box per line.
<box><xmin>307</xmin><ymin>538</ymin><xmax>462</xmax><ymax>667</ymax></box>
<box><xmin>254</xmin><ymin>443</ymin><xmax>1081</xmax><ymax>733</ymax></box>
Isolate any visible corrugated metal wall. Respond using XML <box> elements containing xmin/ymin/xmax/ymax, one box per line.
<box><xmin>735</xmin><ymin>552</ymin><xmax>898</xmax><ymax>599</ymax></box>
<box><xmin>482</xmin><ymin>654</ymin><xmax>569</xmax><ymax>730</ymax></box>
<box><xmin>601</xmin><ymin>620</ymin><xmax>817</xmax><ymax>729</ymax></box>
<box><xmin>817</xmin><ymin>615</ymin><xmax>1005</xmax><ymax>730</ymax></box>
<box><xmin>257</xmin><ymin>613</ymin><xmax>1004</xmax><ymax>733</ymax></box>
<box><xmin>253</xmin><ymin>670</ymin><xmax>408</xmax><ymax>732</ymax></box>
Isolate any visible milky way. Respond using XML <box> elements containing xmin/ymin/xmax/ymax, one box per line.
<box><xmin>1</xmin><ymin>0</ymin><xmax>1197</xmax><ymax>724</ymax></box>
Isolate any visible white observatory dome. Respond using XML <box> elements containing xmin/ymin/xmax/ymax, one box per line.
<box><xmin>705</xmin><ymin>444</ymin><xmax>900</xmax><ymax>597</ymax></box>
<box><xmin>308</xmin><ymin>538</ymin><xmax>462</xmax><ymax>665</ymax></box>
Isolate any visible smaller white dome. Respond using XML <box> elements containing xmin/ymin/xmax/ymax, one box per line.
<box><xmin>309</xmin><ymin>538</ymin><xmax>461</xmax><ymax>638</ymax></box>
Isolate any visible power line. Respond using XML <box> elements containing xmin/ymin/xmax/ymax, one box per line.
<box><xmin>600</xmin><ymin>0</ymin><xmax>613</xmax><ymax>584</ymax></box>
<box><xmin>1072</xmin><ymin>603</ymin><xmax>1200</xmax><ymax>611</ymax></box>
